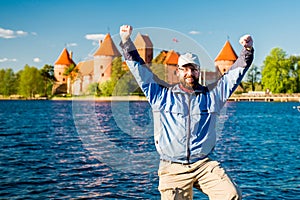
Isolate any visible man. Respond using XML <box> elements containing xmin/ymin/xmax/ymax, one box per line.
<box><xmin>119</xmin><ymin>25</ymin><xmax>254</xmax><ymax>200</ymax></box>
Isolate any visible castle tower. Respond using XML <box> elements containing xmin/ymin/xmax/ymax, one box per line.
<box><xmin>163</xmin><ymin>50</ymin><xmax>179</xmax><ymax>84</ymax></box>
<box><xmin>134</xmin><ymin>32</ymin><xmax>153</xmax><ymax>64</ymax></box>
<box><xmin>215</xmin><ymin>40</ymin><xmax>238</xmax><ymax>75</ymax></box>
<box><xmin>93</xmin><ymin>33</ymin><xmax>121</xmax><ymax>83</ymax></box>
<box><xmin>53</xmin><ymin>48</ymin><xmax>76</xmax><ymax>94</ymax></box>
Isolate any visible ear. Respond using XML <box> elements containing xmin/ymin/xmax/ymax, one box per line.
<box><xmin>176</xmin><ymin>67</ymin><xmax>180</xmax><ymax>76</ymax></box>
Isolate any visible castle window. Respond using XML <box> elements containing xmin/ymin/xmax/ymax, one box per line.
<box><xmin>100</xmin><ymin>65</ymin><xmax>103</xmax><ymax>69</ymax></box>
<box><xmin>102</xmin><ymin>73</ymin><xmax>104</xmax><ymax>77</ymax></box>
<box><xmin>63</xmin><ymin>78</ymin><xmax>65</xmax><ymax>81</ymax></box>
<box><xmin>59</xmin><ymin>72</ymin><xmax>61</xmax><ymax>75</ymax></box>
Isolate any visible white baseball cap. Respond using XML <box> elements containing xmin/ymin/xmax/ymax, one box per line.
<box><xmin>178</xmin><ymin>52</ymin><xmax>200</xmax><ymax>68</ymax></box>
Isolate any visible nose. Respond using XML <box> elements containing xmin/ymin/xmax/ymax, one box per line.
<box><xmin>185</xmin><ymin>69</ymin><xmax>193</xmax><ymax>76</ymax></box>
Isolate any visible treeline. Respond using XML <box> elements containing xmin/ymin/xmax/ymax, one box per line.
<box><xmin>0</xmin><ymin>64</ymin><xmax>55</xmax><ymax>98</ymax></box>
<box><xmin>1</xmin><ymin>47</ymin><xmax>300</xmax><ymax>98</ymax></box>
<box><xmin>243</xmin><ymin>47</ymin><xmax>300</xmax><ymax>93</ymax></box>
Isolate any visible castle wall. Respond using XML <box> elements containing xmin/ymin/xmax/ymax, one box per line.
<box><xmin>54</xmin><ymin>64</ymin><xmax>68</xmax><ymax>84</ymax></box>
<box><xmin>215</xmin><ymin>60</ymin><xmax>235</xmax><ymax>75</ymax></box>
<box><xmin>93</xmin><ymin>55</ymin><xmax>114</xmax><ymax>83</ymax></box>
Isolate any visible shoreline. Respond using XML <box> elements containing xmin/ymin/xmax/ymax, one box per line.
<box><xmin>229</xmin><ymin>93</ymin><xmax>300</xmax><ymax>102</ymax></box>
<box><xmin>0</xmin><ymin>95</ymin><xmax>148</xmax><ymax>102</ymax></box>
<box><xmin>1</xmin><ymin>94</ymin><xmax>300</xmax><ymax>102</ymax></box>
<box><xmin>51</xmin><ymin>95</ymin><xmax>148</xmax><ymax>101</ymax></box>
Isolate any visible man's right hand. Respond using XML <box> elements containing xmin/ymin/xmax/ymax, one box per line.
<box><xmin>120</xmin><ymin>25</ymin><xmax>132</xmax><ymax>44</ymax></box>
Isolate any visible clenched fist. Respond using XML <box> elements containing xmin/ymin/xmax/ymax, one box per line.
<box><xmin>120</xmin><ymin>25</ymin><xmax>133</xmax><ymax>44</ymax></box>
<box><xmin>239</xmin><ymin>34</ymin><xmax>253</xmax><ymax>50</ymax></box>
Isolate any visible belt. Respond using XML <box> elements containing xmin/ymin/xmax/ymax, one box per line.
<box><xmin>160</xmin><ymin>156</ymin><xmax>208</xmax><ymax>165</ymax></box>
<box><xmin>160</xmin><ymin>159</ymin><xmax>191</xmax><ymax>165</ymax></box>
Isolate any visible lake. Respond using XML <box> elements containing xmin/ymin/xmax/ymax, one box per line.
<box><xmin>0</xmin><ymin>100</ymin><xmax>299</xmax><ymax>199</ymax></box>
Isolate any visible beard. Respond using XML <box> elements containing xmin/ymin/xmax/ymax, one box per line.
<box><xmin>179</xmin><ymin>75</ymin><xmax>199</xmax><ymax>90</ymax></box>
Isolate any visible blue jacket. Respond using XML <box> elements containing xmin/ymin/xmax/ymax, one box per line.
<box><xmin>120</xmin><ymin>39</ymin><xmax>254</xmax><ymax>164</ymax></box>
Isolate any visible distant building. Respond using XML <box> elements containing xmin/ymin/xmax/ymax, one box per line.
<box><xmin>134</xmin><ymin>32</ymin><xmax>153</xmax><ymax>64</ymax></box>
<box><xmin>72</xmin><ymin>33</ymin><xmax>121</xmax><ymax>95</ymax></box>
<box><xmin>52</xmin><ymin>48</ymin><xmax>76</xmax><ymax>95</ymax></box>
<box><xmin>214</xmin><ymin>40</ymin><xmax>244</xmax><ymax>92</ymax></box>
<box><xmin>163</xmin><ymin>50</ymin><xmax>180</xmax><ymax>84</ymax></box>
<box><xmin>72</xmin><ymin>59</ymin><xmax>94</xmax><ymax>95</ymax></box>
<box><xmin>53</xmin><ymin>33</ymin><xmax>240</xmax><ymax>95</ymax></box>
<box><xmin>53</xmin><ymin>32</ymin><xmax>154</xmax><ymax>95</ymax></box>
<box><xmin>215</xmin><ymin>40</ymin><xmax>238</xmax><ymax>75</ymax></box>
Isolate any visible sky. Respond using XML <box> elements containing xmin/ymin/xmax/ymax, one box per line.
<box><xmin>1</xmin><ymin>0</ymin><xmax>300</xmax><ymax>72</ymax></box>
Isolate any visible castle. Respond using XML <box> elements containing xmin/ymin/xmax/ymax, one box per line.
<box><xmin>52</xmin><ymin>32</ymin><xmax>238</xmax><ymax>95</ymax></box>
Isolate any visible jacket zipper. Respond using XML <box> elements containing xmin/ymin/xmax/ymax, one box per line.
<box><xmin>186</xmin><ymin>94</ymin><xmax>191</xmax><ymax>163</ymax></box>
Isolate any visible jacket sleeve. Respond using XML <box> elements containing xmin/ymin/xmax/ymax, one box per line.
<box><xmin>119</xmin><ymin>39</ymin><xmax>166</xmax><ymax>105</ymax></box>
<box><xmin>209</xmin><ymin>48</ymin><xmax>254</xmax><ymax>112</ymax></box>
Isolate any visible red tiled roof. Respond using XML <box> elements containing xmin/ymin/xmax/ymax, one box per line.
<box><xmin>76</xmin><ymin>60</ymin><xmax>94</xmax><ymax>76</ymax></box>
<box><xmin>215</xmin><ymin>40</ymin><xmax>238</xmax><ymax>61</ymax></box>
<box><xmin>163</xmin><ymin>50</ymin><xmax>179</xmax><ymax>65</ymax></box>
<box><xmin>93</xmin><ymin>34</ymin><xmax>121</xmax><ymax>56</ymax></box>
<box><xmin>153</xmin><ymin>50</ymin><xmax>168</xmax><ymax>64</ymax></box>
<box><xmin>54</xmin><ymin>48</ymin><xmax>76</xmax><ymax>65</ymax></box>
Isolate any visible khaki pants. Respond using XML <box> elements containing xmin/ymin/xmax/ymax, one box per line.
<box><xmin>158</xmin><ymin>158</ymin><xmax>242</xmax><ymax>200</ymax></box>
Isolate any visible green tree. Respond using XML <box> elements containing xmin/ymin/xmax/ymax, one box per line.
<box><xmin>40</xmin><ymin>64</ymin><xmax>56</xmax><ymax>97</ymax></box>
<box><xmin>64</xmin><ymin>63</ymin><xmax>78</xmax><ymax>79</ymax></box>
<box><xmin>87</xmin><ymin>82</ymin><xmax>100</xmax><ymax>95</ymax></box>
<box><xmin>289</xmin><ymin>55</ymin><xmax>300</xmax><ymax>93</ymax></box>
<box><xmin>99</xmin><ymin>80</ymin><xmax>114</xmax><ymax>96</ymax></box>
<box><xmin>99</xmin><ymin>56</ymin><xmax>128</xmax><ymax>96</ymax></box>
<box><xmin>111</xmin><ymin>56</ymin><xmax>126</xmax><ymax>81</ymax></box>
<box><xmin>18</xmin><ymin>65</ymin><xmax>44</xmax><ymax>98</ymax></box>
<box><xmin>112</xmin><ymin>71</ymin><xmax>141</xmax><ymax>96</ymax></box>
<box><xmin>0</xmin><ymin>68</ymin><xmax>17</xmax><ymax>96</ymax></box>
<box><xmin>261</xmin><ymin>48</ymin><xmax>292</xmax><ymax>93</ymax></box>
<box><xmin>246</xmin><ymin>65</ymin><xmax>261</xmax><ymax>91</ymax></box>
<box><xmin>0</xmin><ymin>69</ymin><xmax>6</xmax><ymax>95</ymax></box>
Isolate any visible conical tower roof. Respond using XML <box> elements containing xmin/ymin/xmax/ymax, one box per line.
<box><xmin>163</xmin><ymin>50</ymin><xmax>179</xmax><ymax>65</ymax></box>
<box><xmin>215</xmin><ymin>40</ymin><xmax>238</xmax><ymax>61</ymax></box>
<box><xmin>93</xmin><ymin>33</ymin><xmax>121</xmax><ymax>56</ymax></box>
<box><xmin>55</xmin><ymin>48</ymin><xmax>75</xmax><ymax>65</ymax></box>
<box><xmin>134</xmin><ymin>32</ymin><xmax>153</xmax><ymax>48</ymax></box>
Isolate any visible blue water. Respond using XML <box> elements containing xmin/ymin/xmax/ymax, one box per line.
<box><xmin>0</xmin><ymin>100</ymin><xmax>299</xmax><ymax>199</ymax></box>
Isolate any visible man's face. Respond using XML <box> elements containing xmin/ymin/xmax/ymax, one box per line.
<box><xmin>177</xmin><ymin>64</ymin><xmax>200</xmax><ymax>89</ymax></box>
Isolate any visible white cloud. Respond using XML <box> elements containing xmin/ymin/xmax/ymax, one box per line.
<box><xmin>0</xmin><ymin>28</ymin><xmax>15</xmax><ymax>39</ymax></box>
<box><xmin>66</xmin><ymin>43</ymin><xmax>78</xmax><ymax>47</ymax></box>
<box><xmin>16</xmin><ymin>30</ymin><xmax>28</xmax><ymax>36</ymax></box>
<box><xmin>0</xmin><ymin>58</ymin><xmax>17</xmax><ymax>62</ymax></box>
<box><xmin>189</xmin><ymin>30</ymin><xmax>201</xmax><ymax>35</ymax></box>
<box><xmin>85</xmin><ymin>33</ymin><xmax>106</xmax><ymax>41</ymax></box>
<box><xmin>0</xmin><ymin>27</ymin><xmax>29</xmax><ymax>39</ymax></box>
<box><xmin>33</xmin><ymin>57</ymin><xmax>42</xmax><ymax>63</ymax></box>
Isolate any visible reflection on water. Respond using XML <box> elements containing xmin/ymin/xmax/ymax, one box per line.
<box><xmin>0</xmin><ymin>100</ymin><xmax>299</xmax><ymax>199</ymax></box>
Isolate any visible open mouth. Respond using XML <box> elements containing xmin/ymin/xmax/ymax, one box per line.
<box><xmin>185</xmin><ymin>77</ymin><xmax>194</xmax><ymax>83</ymax></box>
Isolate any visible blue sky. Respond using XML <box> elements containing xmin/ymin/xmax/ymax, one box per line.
<box><xmin>1</xmin><ymin>0</ymin><xmax>300</xmax><ymax>72</ymax></box>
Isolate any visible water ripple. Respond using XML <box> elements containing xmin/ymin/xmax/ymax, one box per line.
<box><xmin>0</xmin><ymin>100</ymin><xmax>299</xmax><ymax>199</ymax></box>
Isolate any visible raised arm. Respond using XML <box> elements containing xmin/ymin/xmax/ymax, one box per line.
<box><xmin>119</xmin><ymin>25</ymin><xmax>166</xmax><ymax>105</ymax></box>
<box><xmin>210</xmin><ymin>35</ymin><xmax>254</xmax><ymax>112</ymax></box>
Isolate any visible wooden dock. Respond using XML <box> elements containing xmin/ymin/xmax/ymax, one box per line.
<box><xmin>228</xmin><ymin>93</ymin><xmax>300</xmax><ymax>102</ymax></box>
